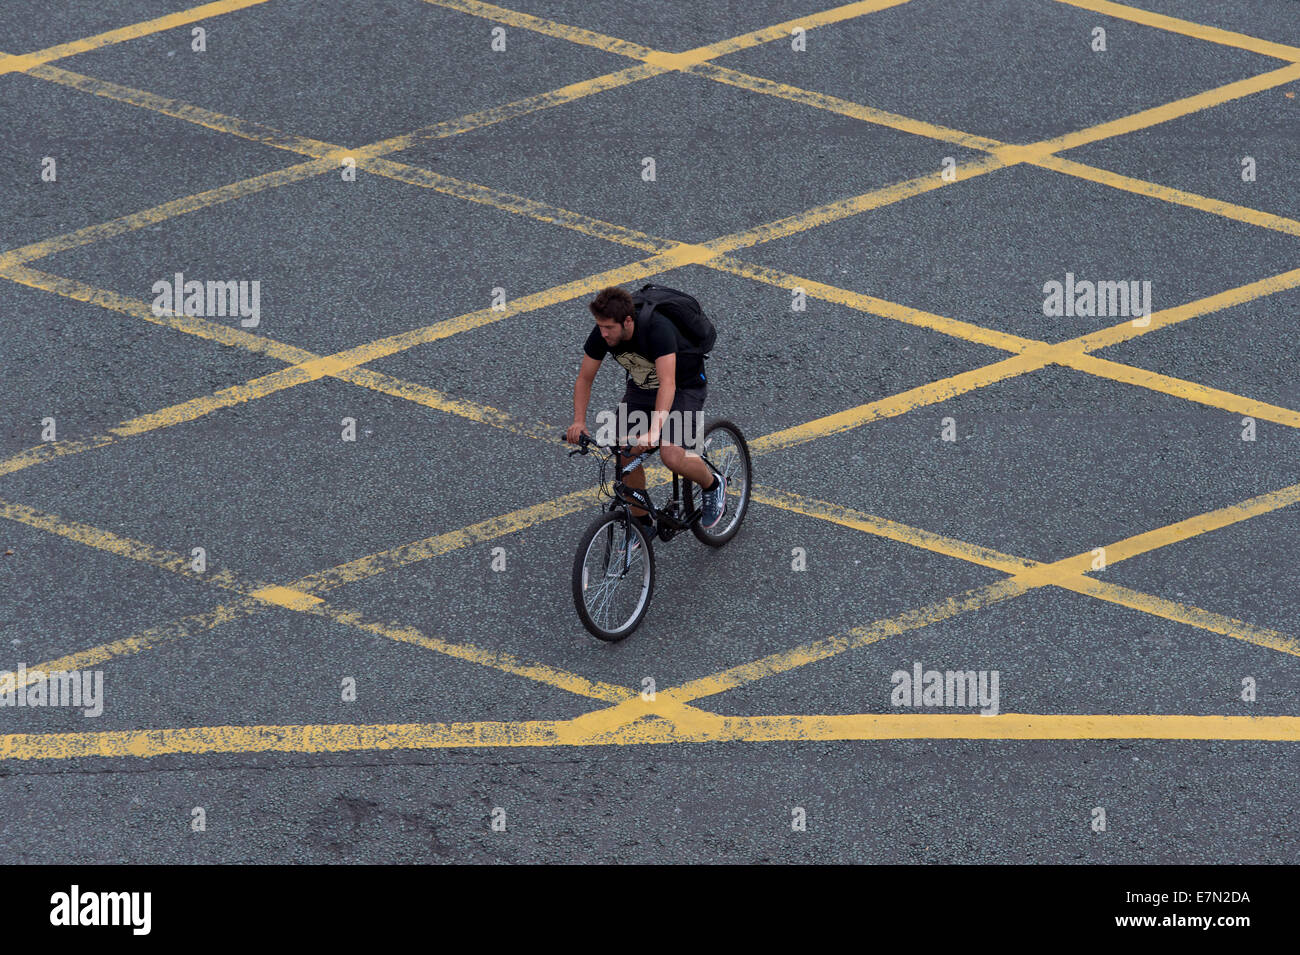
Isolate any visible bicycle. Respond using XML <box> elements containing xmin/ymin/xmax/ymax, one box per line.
<box><xmin>565</xmin><ymin>419</ymin><xmax>752</xmax><ymax>642</ymax></box>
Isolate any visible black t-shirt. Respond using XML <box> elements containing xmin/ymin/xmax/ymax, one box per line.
<box><xmin>582</xmin><ymin>310</ymin><xmax>705</xmax><ymax>392</ymax></box>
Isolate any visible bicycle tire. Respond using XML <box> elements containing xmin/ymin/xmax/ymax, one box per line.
<box><xmin>571</xmin><ymin>510</ymin><xmax>656</xmax><ymax>641</ymax></box>
<box><xmin>688</xmin><ymin>418</ymin><xmax>752</xmax><ymax>547</ymax></box>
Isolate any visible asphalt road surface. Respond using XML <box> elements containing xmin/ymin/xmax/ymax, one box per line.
<box><xmin>1</xmin><ymin>0</ymin><xmax>1299</xmax><ymax>863</ymax></box>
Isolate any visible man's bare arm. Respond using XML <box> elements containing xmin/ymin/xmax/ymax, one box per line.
<box><xmin>567</xmin><ymin>354</ymin><xmax>602</xmax><ymax>443</ymax></box>
<box><xmin>648</xmin><ymin>353</ymin><xmax>676</xmax><ymax>444</ymax></box>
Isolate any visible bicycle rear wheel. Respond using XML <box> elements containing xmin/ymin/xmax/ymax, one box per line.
<box><xmin>571</xmin><ymin>510</ymin><xmax>656</xmax><ymax>641</ymax></box>
<box><xmin>688</xmin><ymin>418</ymin><xmax>752</xmax><ymax>547</ymax></box>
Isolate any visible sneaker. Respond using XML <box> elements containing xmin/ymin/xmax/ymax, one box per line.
<box><xmin>700</xmin><ymin>468</ymin><xmax>727</xmax><ymax>529</ymax></box>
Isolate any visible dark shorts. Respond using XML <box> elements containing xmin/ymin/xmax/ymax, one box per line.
<box><xmin>617</xmin><ymin>383</ymin><xmax>706</xmax><ymax>452</ymax></box>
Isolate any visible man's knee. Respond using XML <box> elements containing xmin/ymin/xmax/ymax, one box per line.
<box><xmin>660</xmin><ymin>443</ymin><xmax>686</xmax><ymax>470</ymax></box>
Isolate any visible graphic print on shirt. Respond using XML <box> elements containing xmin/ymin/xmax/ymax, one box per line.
<box><xmin>615</xmin><ymin>350</ymin><xmax>659</xmax><ymax>389</ymax></box>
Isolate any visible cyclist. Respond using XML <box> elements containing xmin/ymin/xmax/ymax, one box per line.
<box><xmin>565</xmin><ymin>285</ymin><xmax>726</xmax><ymax>536</ymax></box>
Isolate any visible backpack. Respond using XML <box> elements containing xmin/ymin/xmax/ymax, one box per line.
<box><xmin>632</xmin><ymin>284</ymin><xmax>716</xmax><ymax>356</ymax></box>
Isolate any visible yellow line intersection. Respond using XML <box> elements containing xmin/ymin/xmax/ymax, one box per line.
<box><xmin>2</xmin><ymin>0</ymin><xmax>1299</xmax><ymax>759</ymax></box>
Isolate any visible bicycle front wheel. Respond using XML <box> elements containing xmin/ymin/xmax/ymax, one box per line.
<box><xmin>571</xmin><ymin>511</ymin><xmax>656</xmax><ymax>641</ymax></box>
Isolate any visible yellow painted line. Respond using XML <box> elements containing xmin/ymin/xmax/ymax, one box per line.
<box><xmin>705</xmin><ymin>714</ymin><xmax>1300</xmax><ymax>743</ymax></box>
<box><xmin>0</xmin><ymin>435</ymin><xmax>116</xmax><ymax>480</ymax></box>
<box><xmin>363</xmin><ymin>0</ymin><xmax>915</xmax><ymax>158</ymax></box>
<box><xmin>0</xmin><ymin>258</ymin><xmax>625</xmax><ymax>480</ymax></box>
<box><xmin>693</xmin><ymin>62</ymin><xmax>1007</xmax><ymax>151</ymax></box>
<box><xmin>107</xmin><ymin>366</ymin><xmax>331</xmax><ymax>438</ymax></box>
<box><xmin>0</xmin><ymin>0</ymin><xmax>271</xmax><ymax>74</ymax></box>
<box><xmin>4</xmin><ymin>62</ymin><xmax>662</xmax><ymax>265</ymax></box>
<box><xmin>358</xmin><ymin>64</ymin><xmax>663</xmax><ymax>156</ymax></box>
<box><xmin>290</xmin><ymin>485</ymin><xmax>608</xmax><ymax>594</ymax></box>
<box><xmin>425</xmin><ymin>0</ymin><xmax>917</xmax><ymax>68</ymax></box>
<box><xmin>0</xmin><ymin>264</ymin><xmax>316</xmax><ymax>361</ymax></box>
<box><xmin>27</xmin><ymin>62</ymin><xmax>342</xmax><ymax>156</ymax></box>
<box><xmin>1062</xmin><ymin>267</ymin><xmax>1300</xmax><ymax>354</ymax></box>
<box><xmin>749</xmin><ymin>349</ymin><xmax>1056</xmax><ymax>455</ymax></box>
<box><xmin>703</xmin><ymin>155</ymin><xmax>1010</xmax><ymax>255</ymax></box>
<box><xmin>0</xmin><ymin>158</ymin><xmax>338</xmax><ymax>270</ymax></box>
<box><xmin>0</xmin><ymin>497</ymin><xmax>266</xmax><ymax>593</ymax></box>
<box><xmin>679</xmin><ymin>475</ymin><xmax>1300</xmax><ymax>702</ymax></box>
<box><xmin>1096</xmin><ymin>480</ymin><xmax>1300</xmax><ymax>567</ymax></box>
<box><xmin>1052</xmin><ymin>0</ymin><xmax>1300</xmax><ymax>63</ymax></box>
<box><xmin>1065</xmin><ymin>354</ymin><xmax>1300</xmax><ymax>428</ymax></box>
<box><xmin>360</xmin><ymin>157</ymin><xmax>672</xmax><ymax>254</ymax></box>
<box><xmin>14</xmin><ymin>711</ymin><xmax>1298</xmax><ymax>760</ymax></box>
<box><xmin>710</xmin><ymin>255</ymin><xmax>1038</xmax><ymax>353</ymax></box>
<box><xmin>0</xmin><ymin>599</ymin><xmax>264</xmax><ymax>693</ymax></box>
<box><xmin>1060</xmin><ymin>576</ymin><xmax>1300</xmax><ymax>658</ymax></box>
<box><xmin>687</xmin><ymin>61</ymin><xmax>1300</xmax><ymax>241</ymax></box>
<box><xmin>0</xmin><ymin>495</ymin><xmax>633</xmax><ymax>703</ymax></box>
<box><xmin>685</xmin><ymin>0</ymin><xmax>920</xmax><ymax>62</ymax></box>
<box><xmin>1037</xmin><ymin>154</ymin><xmax>1300</xmax><ymax>237</ymax></box>
<box><xmin>656</xmin><ymin>47</ymin><xmax>1300</xmax><ymax>246</ymax></box>
<box><xmin>339</xmin><ymin>366</ymin><xmax>561</xmax><ymax>443</ymax></box>
<box><xmin>750</xmin><ymin>485</ymin><xmax>1035</xmax><ymax>574</ymax></box>
<box><xmin>6</xmin><ymin>437</ymin><xmax>1295</xmax><ymax>749</ymax></box>
<box><xmin>310</xmin><ymin>247</ymin><xmax>714</xmax><ymax>369</ymax></box>
<box><xmin>1034</xmin><ymin>62</ymin><xmax>1300</xmax><ymax>156</ymax></box>
<box><xmin>421</xmin><ymin>0</ymin><xmax>662</xmax><ymax>61</ymax></box>
<box><xmin>313</xmin><ymin>605</ymin><xmax>633</xmax><ymax>704</ymax></box>
<box><xmin>247</xmin><ymin>586</ymin><xmax>324</xmax><ymax>611</ymax></box>
<box><xmin>667</xmin><ymin>576</ymin><xmax>1033</xmax><ymax>704</ymax></box>
<box><xmin>287</xmin><ymin>351</ymin><xmax>1061</xmax><ymax>598</ymax></box>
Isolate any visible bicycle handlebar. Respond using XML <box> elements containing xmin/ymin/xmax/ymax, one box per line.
<box><xmin>562</xmin><ymin>432</ymin><xmax>658</xmax><ymax>466</ymax></box>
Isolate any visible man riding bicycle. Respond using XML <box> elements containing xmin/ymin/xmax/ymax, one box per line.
<box><xmin>564</xmin><ymin>285</ymin><xmax>727</xmax><ymax>532</ymax></box>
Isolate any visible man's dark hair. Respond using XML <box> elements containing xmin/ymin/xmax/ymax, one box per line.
<box><xmin>589</xmin><ymin>286</ymin><xmax>635</xmax><ymax>323</ymax></box>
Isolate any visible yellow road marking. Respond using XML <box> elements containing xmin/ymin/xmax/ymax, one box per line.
<box><xmin>247</xmin><ymin>586</ymin><xmax>325</xmax><ymax>611</ymax></box>
<box><xmin>4</xmin><ymin>0</ymin><xmax>1299</xmax><ymax>760</ymax></box>
<box><xmin>0</xmin><ymin>496</ymin><xmax>633</xmax><ymax>704</ymax></box>
<box><xmin>710</xmin><ymin>256</ymin><xmax>1038</xmax><ymax>352</ymax></box>
<box><xmin>707</xmin><ymin>156</ymin><xmax>1011</xmax><ymax>254</ymax></box>
<box><xmin>1063</xmin><ymin>267</ymin><xmax>1300</xmax><ymax>354</ymax></box>
<box><xmin>689</xmin><ymin>63</ymin><xmax>1300</xmax><ymax>238</ymax></box>
<box><xmin>0</xmin><ymin>0</ymin><xmax>270</xmax><ymax>75</ymax></box>
<box><xmin>694</xmin><ymin>61</ymin><xmax>1006</xmax><ymax>151</ymax></box>
<box><xmin>1064</xmin><ymin>354</ymin><xmax>1300</xmax><ymax>429</ymax></box>
<box><xmin>361</xmin><ymin>158</ymin><xmax>672</xmax><ymax>253</ymax></box>
<box><xmin>0</xmin><ymin>599</ymin><xmax>262</xmax><ymax>693</ymax></box>
<box><xmin>5</xmin><ymin>0</ymin><xmax>909</xmax><ymax>268</ymax></box>
<box><xmin>0</xmin><ymin>159</ymin><xmax>338</xmax><ymax>271</ymax></box>
<box><xmin>1039</xmin><ymin>155</ymin><xmax>1300</xmax><ymax>237</ymax></box>
<box><xmin>7</xmin><ymin>712</ymin><xmax>1299</xmax><ymax>760</ymax></box>
<box><xmin>751</xmin><ymin>485</ymin><xmax>1035</xmax><ymax>573</ymax></box>
<box><xmin>1033</xmin><ymin>62</ymin><xmax>1300</xmax><ymax>155</ymax></box>
<box><xmin>1061</xmin><ymin>576</ymin><xmax>1300</xmax><ymax>658</ymax></box>
<box><xmin>671</xmin><ymin>478</ymin><xmax>1300</xmax><ymax>702</ymax></box>
<box><xmin>0</xmin><ymin>497</ymin><xmax>265</xmax><ymax>593</ymax></box>
<box><xmin>0</xmin><ymin>264</ymin><xmax>316</xmax><ymax>360</ymax></box>
<box><xmin>749</xmin><ymin>350</ymin><xmax>1056</xmax><ymax>455</ymax></box>
<box><xmin>5</xmin><ymin>434</ymin><xmax>1296</xmax><ymax>753</ymax></box>
<box><xmin>426</xmin><ymin>0</ymin><xmax>918</xmax><ymax>67</ymax></box>
<box><xmin>1052</xmin><ymin>0</ymin><xmax>1300</xmax><ymax>63</ymax></box>
<box><xmin>26</xmin><ymin>62</ymin><xmax>341</xmax><ymax>155</ymax></box>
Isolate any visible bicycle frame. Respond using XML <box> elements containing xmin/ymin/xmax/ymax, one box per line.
<box><xmin>569</xmin><ymin>434</ymin><xmax>707</xmax><ymax>539</ymax></box>
<box><xmin>610</xmin><ymin>448</ymin><xmax>702</xmax><ymax>537</ymax></box>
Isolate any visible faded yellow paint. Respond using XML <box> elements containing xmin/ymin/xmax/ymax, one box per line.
<box><xmin>7</xmin><ymin>712</ymin><xmax>1300</xmax><ymax>761</ymax></box>
<box><xmin>1051</xmin><ymin>0</ymin><xmax>1300</xmax><ymax>62</ymax></box>
<box><xmin>0</xmin><ymin>0</ymin><xmax>271</xmax><ymax>75</ymax></box>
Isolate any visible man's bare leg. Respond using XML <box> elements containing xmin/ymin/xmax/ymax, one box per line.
<box><xmin>660</xmin><ymin>442</ymin><xmax>715</xmax><ymax>488</ymax></box>
<box><xmin>615</xmin><ymin>451</ymin><xmax>649</xmax><ymax>519</ymax></box>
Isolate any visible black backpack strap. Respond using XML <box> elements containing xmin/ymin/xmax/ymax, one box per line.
<box><xmin>635</xmin><ymin>290</ymin><xmax>656</xmax><ymax>326</ymax></box>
